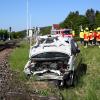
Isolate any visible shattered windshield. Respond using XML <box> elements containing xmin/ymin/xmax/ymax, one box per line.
<box><xmin>39</xmin><ymin>37</ymin><xmax>58</xmax><ymax>44</ymax></box>
<box><xmin>45</xmin><ymin>38</ymin><xmax>54</xmax><ymax>43</ymax></box>
<box><xmin>39</xmin><ymin>38</ymin><xmax>45</xmax><ymax>44</ymax></box>
<box><xmin>45</xmin><ymin>37</ymin><xmax>58</xmax><ymax>43</ymax></box>
<box><xmin>63</xmin><ymin>30</ymin><xmax>71</xmax><ymax>35</ymax></box>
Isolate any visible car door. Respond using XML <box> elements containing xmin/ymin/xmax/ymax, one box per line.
<box><xmin>71</xmin><ymin>39</ymin><xmax>81</xmax><ymax>70</ymax></box>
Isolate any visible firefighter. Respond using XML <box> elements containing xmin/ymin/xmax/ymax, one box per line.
<box><xmin>79</xmin><ymin>29</ymin><xmax>84</xmax><ymax>44</ymax></box>
<box><xmin>72</xmin><ymin>30</ymin><xmax>75</xmax><ymax>37</ymax></box>
<box><xmin>93</xmin><ymin>29</ymin><xmax>97</xmax><ymax>45</ymax></box>
<box><xmin>96</xmin><ymin>27</ymin><xmax>100</xmax><ymax>48</ymax></box>
<box><xmin>84</xmin><ymin>28</ymin><xmax>89</xmax><ymax>48</ymax></box>
<box><xmin>89</xmin><ymin>30</ymin><xmax>93</xmax><ymax>45</ymax></box>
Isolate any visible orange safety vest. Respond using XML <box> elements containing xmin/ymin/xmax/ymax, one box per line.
<box><xmin>96</xmin><ymin>32</ymin><xmax>100</xmax><ymax>41</ymax></box>
<box><xmin>93</xmin><ymin>32</ymin><xmax>97</xmax><ymax>38</ymax></box>
<box><xmin>89</xmin><ymin>32</ymin><xmax>94</xmax><ymax>40</ymax></box>
<box><xmin>84</xmin><ymin>32</ymin><xmax>89</xmax><ymax>41</ymax></box>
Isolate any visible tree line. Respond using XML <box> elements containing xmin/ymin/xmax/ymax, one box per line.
<box><xmin>0</xmin><ymin>8</ymin><xmax>100</xmax><ymax>40</ymax></box>
<box><xmin>0</xmin><ymin>29</ymin><xmax>26</xmax><ymax>41</ymax></box>
<box><xmin>41</xmin><ymin>8</ymin><xmax>100</xmax><ymax>35</ymax></box>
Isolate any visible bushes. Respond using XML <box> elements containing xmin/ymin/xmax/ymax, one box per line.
<box><xmin>0</xmin><ymin>29</ymin><xmax>8</xmax><ymax>40</ymax></box>
<box><xmin>0</xmin><ymin>29</ymin><xmax>26</xmax><ymax>41</ymax></box>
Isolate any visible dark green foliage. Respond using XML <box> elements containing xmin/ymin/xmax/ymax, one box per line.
<box><xmin>0</xmin><ymin>29</ymin><xmax>9</xmax><ymax>40</ymax></box>
<box><xmin>12</xmin><ymin>30</ymin><xmax>26</xmax><ymax>39</ymax></box>
<box><xmin>40</xmin><ymin>26</ymin><xmax>51</xmax><ymax>35</ymax></box>
<box><xmin>0</xmin><ymin>29</ymin><xmax>26</xmax><ymax>40</ymax></box>
<box><xmin>59</xmin><ymin>11</ymin><xmax>89</xmax><ymax>35</ymax></box>
<box><xmin>59</xmin><ymin>9</ymin><xmax>100</xmax><ymax>34</ymax></box>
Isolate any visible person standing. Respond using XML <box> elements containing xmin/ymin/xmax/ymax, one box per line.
<box><xmin>84</xmin><ymin>28</ymin><xmax>89</xmax><ymax>48</ymax></box>
<box><xmin>93</xmin><ymin>29</ymin><xmax>97</xmax><ymax>45</ymax></box>
<box><xmin>89</xmin><ymin>30</ymin><xmax>93</xmax><ymax>45</ymax></box>
<box><xmin>79</xmin><ymin>29</ymin><xmax>84</xmax><ymax>44</ymax></box>
<box><xmin>72</xmin><ymin>30</ymin><xmax>75</xmax><ymax>37</ymax></box>
<box><xmin>96</xmin><ymin>27</ymin><xmax>100</xmax><ymax>48</ymax></box>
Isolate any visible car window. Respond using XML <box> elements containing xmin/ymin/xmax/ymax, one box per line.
<box><xmin>45</xmin><ymin>38</ymin><xmax>54</xmax><ymax>43</ymax></box>
<box><xmin>39</xmin><ymin>38</ymin><xmax>45</xmax><ymax>44</ymax></box>
<box><xmin>71</xmin><ymin>39</ymin><xmax>78</xmax><ymax>54</ymax></box>
<box><xmin>63</xmin><ymin>30</ymin><xmax>71</xmax><ymax>35</ymax></box>
<box><xmin>45</xmin><ymin>37</ymin><xmax>58</xmax><ymax>43</ymax></box>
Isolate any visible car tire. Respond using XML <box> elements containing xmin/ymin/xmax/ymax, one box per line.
<box><xmin>72</xmin><ymin>71</ymin><xmax>78</xmax><ymax>87</ymax></box>
<box><xmin>63</xmin><ymin>71</ymin><xmax>74</xmax><ymax>87</ymax></box>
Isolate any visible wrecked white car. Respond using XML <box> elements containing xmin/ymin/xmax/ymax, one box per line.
<box><xmin>24</xmin><ymin>35</ymin><xmax>82</xmax><ymax>86</ymax></box>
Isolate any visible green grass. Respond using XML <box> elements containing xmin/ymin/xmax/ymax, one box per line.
<box><xmin>61</xmin><ymin>46</ymin><xmax>100</xmax><ymax>100</ymax></box>
<box><xmin>8</xmin><ymin>40</ymin><xmax>30</xmax><ymax>80</ymax></box>
<box><xmin>8</xmin><ymin>42</ymin><xmax>100</xmax><ymax>100</ymax></box>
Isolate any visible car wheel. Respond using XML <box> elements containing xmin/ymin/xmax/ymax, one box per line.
<box><xmin>72</xmin><ymin>71</ymin><xmax>78</xmax><ymax>87</ymax></box>
<box><xmin>25</xmin><ymin>74</ymin><xmax>31</xmax><ymax>80</ymax></box>
<box><xmin>55</xmin><ymin>80</ymin><xmax>63</xmax><ymax>88</ymax></box>
<box><xmin>64</xmin><ymin>72</ymin><xmax>74</xmax><ymax>87</ymax></box>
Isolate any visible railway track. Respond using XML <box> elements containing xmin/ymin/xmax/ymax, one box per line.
<box><xmin>0</xmin><ymin>40</ymin><xmax>19</xmax><ymax>51</ymax></box>
<box><xmin>0</xmin><ymin>47</ymin><xmax>32</xmax><ymax>99</ymax></box>
<box><xmin>0</xmin><ymin>41</ymin><xmax>61</xmax><ymax>100</ymax></box>
<box><xmin>0</xmin><ymin>49</ymin><xmax>12</xmax><ymax>99</ymax></box>
<box><xmin>0</xmin><ymin>44</ymin><xmax>6</xmax><ymax>51</ymax></box>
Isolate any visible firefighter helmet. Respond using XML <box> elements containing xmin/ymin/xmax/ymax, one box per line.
<box><xmin>94</xmin><ymin>29</ymin><xmax>97</xmax><ymax>31</ymax></box>
<box><xmin>85</xmin><ymin>27</ymin><xmax>89</xmax><ymax>31</ymax></box>
<box><xmin>81</xmin><ymin>29</ymin><xmax>83</xmax><ymax>32</ymax></box>
<box><xmin>97</xmin><ymin>27</ymin><xmax>100</xmax><ymax>31</ymax></box>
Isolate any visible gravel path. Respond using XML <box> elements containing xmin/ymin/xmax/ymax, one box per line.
<box><xmin>0</xmin><ymin>49</ymin><xmax>31</xmax><ymax>100</ymax></box>
<box><xmin>0</xmin><ymin>49</ymin><xmax>12</xmax><ymax>96</ymax></box>
<box><xmin>0</xmin><ymin>49</ymin><xmax>60</xmax><ymax>100</ymax></box>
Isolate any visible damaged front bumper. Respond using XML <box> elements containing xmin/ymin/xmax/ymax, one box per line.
<box><xmin>32</xmin><ymin>70</ymin><xmax>70</xmax><ymax>81</ymax></box>
<box><xmin>35</xmin><ymin>74</ymin><xmax>63</xmax><ymax>80</ymax></box>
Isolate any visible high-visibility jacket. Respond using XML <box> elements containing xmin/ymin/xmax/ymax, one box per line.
<box><xmin>84</xmin><ymin>32</ymin><xmax>89</xmax><ymax>41</ymax></box>
<box><xmin>93</xmin><ymin>32</ymin><xmax>97</xmax><ymax>38</ymax></box>
<box><xmin>96</xmin><ymin>32</ymin><xmax>100</xmax><ymax>41</ymax></box>
<box><xmin>89</xmin><ymin>32</ymin><xmax>94</xmax><ymax>40</ymax></box>
<box><xmin>80</xmin><ymin>31</ymin><xmax>84</xmax><ymax>38</ymax></box>
<box><xmin>72</xmin><ymin>31</ymin><xmax>75</xmax><ymax>37</ymax></box>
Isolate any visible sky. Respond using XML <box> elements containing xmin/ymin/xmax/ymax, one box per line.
<box><xmin>0</xmin><ymin>0</ymin><xmax>99</xmax><ymax>31</ymax></box>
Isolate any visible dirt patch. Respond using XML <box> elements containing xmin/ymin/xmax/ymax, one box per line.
<box><xmin>27</xmin><ymin>81</ymin><xmax>50</xmax><ymax>90</ymax></box>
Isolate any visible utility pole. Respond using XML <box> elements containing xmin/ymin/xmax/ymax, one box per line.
<box><xmin>27</xmin><ymin>0</ymin><xmax>29</xmax><ymax>37</ymax></box>
<box><xmin>29</xmin><ymin>15</ymin><xmax>32</xmax><ymax>29</ymax></box>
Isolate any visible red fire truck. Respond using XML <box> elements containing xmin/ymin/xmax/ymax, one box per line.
<box><xmin>51</xmin><ymin>24</ymin><xmax>73</xmax><ymax>38</ymax></box>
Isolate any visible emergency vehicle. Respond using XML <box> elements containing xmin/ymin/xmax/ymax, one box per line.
<box><xmin>51</xmin><ymin>24</ymin><xmax>73</xmax><ymax>38</ymax></box>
